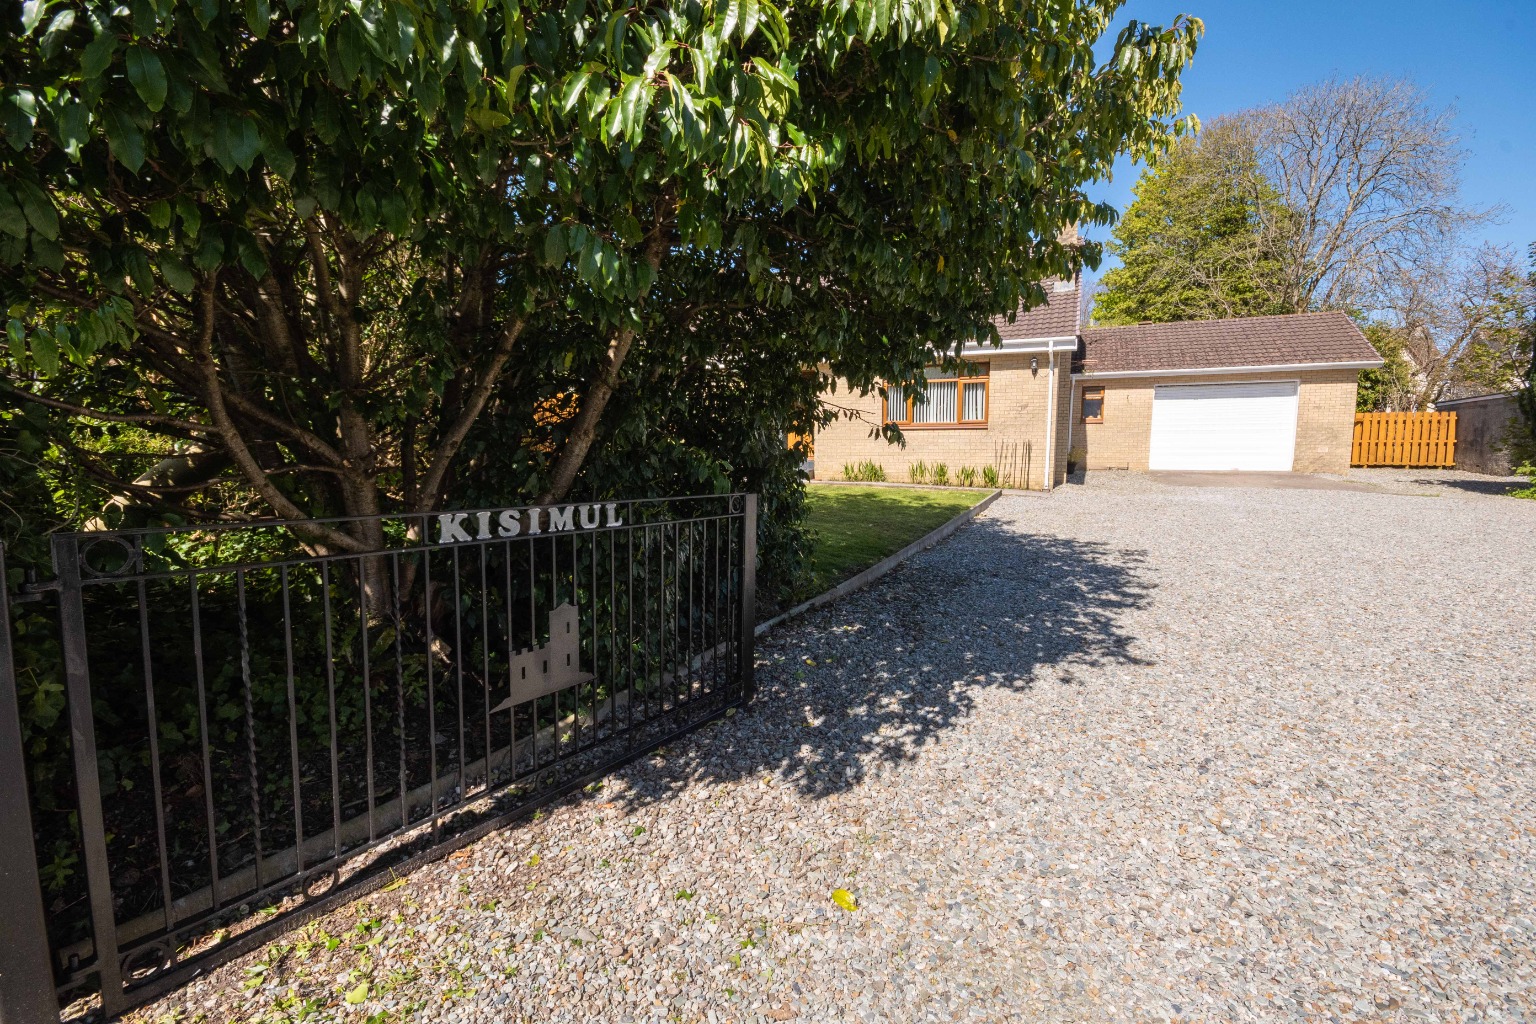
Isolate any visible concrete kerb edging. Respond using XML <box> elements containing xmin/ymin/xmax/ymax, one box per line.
<box><xmin>807</xmin><ymin>479</ymin><xmax>1003</xmax><ymax>492</ymax></box>
<box><xmin>754</xmin><ymin>488</ymin><xmax>1003</xmax><ymax>638</ymax></box>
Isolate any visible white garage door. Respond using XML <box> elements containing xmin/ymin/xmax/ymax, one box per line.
<box><xmin>1148</xmin><ymin>381</ymin><xmax>1299</xmax><ymax>471</ymax></box>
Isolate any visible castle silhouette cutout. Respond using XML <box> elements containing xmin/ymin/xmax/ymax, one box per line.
<box><xmin>491</xmin><ymin>602</ymin><xmax>594</xmax><ymax>712</ymax></box>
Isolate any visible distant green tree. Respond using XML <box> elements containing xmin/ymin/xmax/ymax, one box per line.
<box><xmin>1355</xmin><ymin>322</ymin><xmax>1417</xmax><ymax>412</ymax></box>
<box><xmin>1510</xmin><ymin>244</ymin><xmax>1536</xmax><ymax>485</ymax></box>
<box><xmin>1094</xmin><ymin>118</ymin><xmax>1293</xmax><ymax>325</ymax></box>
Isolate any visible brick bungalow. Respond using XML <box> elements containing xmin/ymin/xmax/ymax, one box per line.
<box><xmin>813</xmin><ymin>280</ymin><xmax>1383</xmax><ymax>487</ymax></box>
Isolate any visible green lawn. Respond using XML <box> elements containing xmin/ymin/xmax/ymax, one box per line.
<box><xmin>801</xmin><ymin>485</ymin><xmax>985</xmax><ymax>597</ymax></box>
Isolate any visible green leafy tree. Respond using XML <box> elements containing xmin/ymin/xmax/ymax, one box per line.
<box><xmin>1094</xmin><ymin>117</ymin><xmax>1292</xmax><ymax>325</ymax></box>
<box><xmin>1355</xmin><ymin>322</ymin><xmax>1416</xmax><ymax>412</ymax></box>
<box><xmin>3</xmin><ymin>0</ymin><xmax>1202</xmax><ymax>566</ymax></box>
<box><xmin>1510</xmin><ymin>244</ymin><xmax>1536</xmax><ymax>482</ymax></box>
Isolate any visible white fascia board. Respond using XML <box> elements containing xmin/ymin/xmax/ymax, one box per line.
<box><xmin>1073</xmin><ymin>359</ymin><xmax>1384</xmax><ymax>380</ymax></box>
<box><xmin>959</xmin><ymin>335</ymin><xmax>1079</xmax><ymax>356</ymax></box>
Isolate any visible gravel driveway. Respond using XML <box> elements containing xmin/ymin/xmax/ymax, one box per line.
<box><xmin>136</xmin><ymin>474</ymin><xmax>1536</xmax><ymax>1024</ymax></box>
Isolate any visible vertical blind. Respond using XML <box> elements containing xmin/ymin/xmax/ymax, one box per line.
<box><xmin>962</xmin><ymin>381</ymin><xmax>986</xmax><ymax>422</ymax></box>
<box><xmin>913</xmin><ymin>380</ymin><xmax>958</xmax><ymax>423</ymax></box>
<box><xmin>886</xmin><ymin>365</ymin><xmax>988</xmax><ymax>424</ymax></box>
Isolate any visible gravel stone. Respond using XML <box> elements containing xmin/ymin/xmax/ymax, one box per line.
<box><xmin>129</xmin><ymin>471</ymin><xmax>1536</xmax><ymax>1023</ymax></box>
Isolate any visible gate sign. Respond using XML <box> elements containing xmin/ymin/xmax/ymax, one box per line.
<box><xmin>436</xmin><ymin>502</ymin><xmax>624</xmax><ymax>544</ymax></box>
<box><xmin>491</xmin><ymin>602</ymin><xmax>593</xmax><ymax>711</ymax></box>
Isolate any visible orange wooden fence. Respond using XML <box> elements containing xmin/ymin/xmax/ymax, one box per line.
<box><xmin>1351</xmin><ymin>411</ymin><xmax>1457</xmax><ymax>467</ymax></box>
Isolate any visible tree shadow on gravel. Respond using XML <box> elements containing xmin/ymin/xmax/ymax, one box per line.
<box><xmin>1400</xmin><ymin>475</ymin><xmax>1529</xmax><ymax>497</ymax></box>
<box><xmin>612</xmin><ymin>517</ymin><xmax>1156</xmax><ymax>807</ymax></box>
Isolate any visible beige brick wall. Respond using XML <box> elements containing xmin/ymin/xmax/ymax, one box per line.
<box><xmin>1064</xmin><ymin>369</ymin><xmax>1362</xmax><ymax>474</ymax></box>
<box><xmin>814</xmin><ymin>353</ymin><xmax>1074</xmax><ymax>489</ymax></box>
<box><xmin>1292</xmin><ymin>370</ymin><xmax>1362</xmax><ymax>473</ymax></box>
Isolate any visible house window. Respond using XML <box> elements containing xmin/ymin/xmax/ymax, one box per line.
<box><xmin>1081</xmin><ymin>386</ymin><xmax>1104</xmax><ymax>424</ymax></box>
<box><xmin>885</xmin><ymin>364</ymin><xmax>989</xmax><ymax>426</ymax></box>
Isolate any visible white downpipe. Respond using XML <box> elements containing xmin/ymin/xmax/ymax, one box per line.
<box><xmin>1044</xmin><ymin>350</ymin><xmax>1056</xmax><ymax>491</ymax></box>
<box><xmin>1063</xmin><ymin>378</ymin><xmax>1076</xmax><ymax>482</ymax></box>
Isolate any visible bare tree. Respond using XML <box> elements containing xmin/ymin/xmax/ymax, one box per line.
<box><xmin>1372</xmin><ymin>244</ymin><xmax>1533</xmax><ymax>409</ymax></box>
<box><xmin>1245</xmin><ymin>76</ymin><xmax>1500</xmax><ymax>312</ymax></box>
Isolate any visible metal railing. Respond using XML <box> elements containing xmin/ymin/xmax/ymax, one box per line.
<box><xmin>0</xmin><ymin>494</ymin><xmax>757</xmax><ymax>1020</ymax></box>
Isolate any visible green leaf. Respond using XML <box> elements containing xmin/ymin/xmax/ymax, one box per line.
<box><xmin>12</xmin><ymin>179</ymin><xmax>58</xmax><ymax>239</ymax></box>
<box><xmin>30</xmin><ymin>234</ymin><xmax>63</xmax><ymax>271</ymax></box>
<box><xmin>29</xmin><ymin>330</ymin><xmax>59</xmax><ymax>377</ymax></box>
<box><xmin>543</xmin><ymin>225</ymin><xmax>567</xmax><ymax>266</ymax></box>
<box><xmin>54</xmin><ymin>99</ymin><xmax>88</xmax><ymax>159</ymax></box>
<box><xmin>211</xmin><ymin>110</ymin><xmax>262</xmax><ymax>171</ymax></box>
<box><xmin>0</xmin><ymin>189</ymin><xmax>27</xmax><ymax>239</ymax></box>
<box><xmin>236</xmin><ymin>236</ymin><xmax>267</xmax><ymax>278</ymax></box>
<box><xmin>39</xmin><ymin>10</ymin><xmax>75</xmax><ymax>59</ymax></box>
<box><xmin>604</xmin><ymin>12</ymin><xmax>628</xmax><ymax>64</ymax></box>
<box><xmin>467</xmin><ymin>107</ymin><xmax>510</xmax><ymax>131</ymax></box>
<box><xmin>175</xmin><ymin>196</ymin><xmax>202</xmax><ymax>238</ymax></box>
<box><xmin>261</xmin><ymin>129</ymin><xmax>297</xmax><ymax>180</ymax></box>
<box><xmin>20</xmin><ymin>0</ymin><xmax>44</xmax><ymax>34</ymax></box>
<box><xmin>343</xmin><ymin>982</ymin><xmax>369</xmax><ymax>1005</ymax></box>
<box><xmin>159</xmin><ymin>255</ymin><xmax>194</xmax><ymax>294</ymax></box>
<box><xmin>607</xmin><ymin>76</ymin><xmax>651</xmax><ymax>142</ymax></box>
<box><xmin>3</xmin><ymin>90</ymin><xmax>38</xmax><ymax>151</ymax></box>
<box><xmin>104</xmin><ymin>108</ymin><xmax>146</xmax><ymax>173</ymax></box>
<box><xmin>148</xmin><ymin>200</ymin><xmax>172</xmax><ymax>230</ymax></box>
<box><xmin>502</xmin><ymin>65</ymin><xmax>526</xmax><ymax>105</ymax></box>
<box><xmin>124</xmin><ymin>248</ymin><xmax>156</xmax><ymax>294</ymax></box>
<box><xmin>126</xmin><ymin>49</ymin><xmax>169</xmax><ymax>112</ymax></box>
<box><xmin>338</xmin><ymin>17</ymin><xmax>365</xmax><ymax>83</ymax></box>
<box><xmin>739</xmin><ymin>0</ymin><xmax>760</xmax><ymax>41</ymax></box>
<box><xmin>193</xmin><ymin>234</ymin><xmax>224</xmax><ymax>271</ymax></box>
<box><xmin>560</xmin><ymin>71</ymin><xmax>592</xmax><ymax>114</ymax></box>
<box><xmin>245</xmin><ymin>0</ymin><xmax>272</xmax><ymax>39</ymax></box>
<box><xmin>81</xmin><ymin>31</ymin><xmax>117</xmax><ymax>81</ymax></box>
<box><xmin>717</xmin><ymin>0</ymin><xmax>739</xmax><ymax>44</ymax></box>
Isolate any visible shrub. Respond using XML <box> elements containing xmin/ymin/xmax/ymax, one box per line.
<box><xmin>932</xmin><ymin>463</ymin><xmax>949</xmax><ymax>486</ymax></box>
<box><xmin>909</xmin><ymin>460</ymin><xmax>929</xmax><ymax>485</ymax></box>
<box><xmin>957</xmin><ymin>466</ymin><xmax>978</xmax><ymax>487</ymax></box>
<box><xmin>981</xmin><ymin>466</ymin><xmax>1000</xmax><ymax>488</ymax></box>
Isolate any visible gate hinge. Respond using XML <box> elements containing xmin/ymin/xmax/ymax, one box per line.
<box><xmin>12</xmin><ymin>578</ymin><xmax>60</xmax><ymax>602</ymax></box>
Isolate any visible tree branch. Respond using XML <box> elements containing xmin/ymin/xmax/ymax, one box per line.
<box><xmin>193</xmin><ymin>279</ymin><xmax>367</xmax><ymax>553</ymax></box>
<box><xmin>414</xmin><ymin>314</ymin><xmax>528</xmax><ymax>512</ymax></box>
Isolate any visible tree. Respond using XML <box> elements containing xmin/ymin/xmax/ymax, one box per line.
<box><xmin>1509</xmin><ymin>243</ymin><xmax>1536</xmax><ymax>477</ymax></box>
<box><xmin>1094</xmin><ymin>117</ymin><xmax>1292</xmax><ymax>324</ymax></box>
<box><xmin>1355</xmin><ymin>322</ymin><xmax>1417</xmax><ymax>412</ymax></box>
<box><xmin>1246</xmin><ymin>76</ymin><xmax>1498</xmax><ymax>314</ymax></box>
<box><xmin>2</xmin><ymin>0</ymin><xmax>1201</xmax><ymax>567</ymax></box>
<box><xmin>1366</xmin><ymin>244</ymin><xmax>1533</xmax><ymax>410</ymax></box>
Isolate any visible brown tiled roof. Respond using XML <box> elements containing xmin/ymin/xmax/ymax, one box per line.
<box><xmin>1077</xmin><ymin>311</ymin><xmax>1381</xmax><ymax>374</ymax></box>
<box><xmin>990</xmin><ymin>276</ymin><xmax>1081</xmax><ymax>341</ymax></box>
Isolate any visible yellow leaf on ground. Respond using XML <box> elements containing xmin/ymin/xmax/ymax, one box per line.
<box><xmin>831</xmin><ymin>889</ymin><xmax>858</xmax><ymax>912</ymax></box>
<box><xmin>344</xmin><ymin>981</ymin><xmax>369</xmax><ymax>1004</ymax></box>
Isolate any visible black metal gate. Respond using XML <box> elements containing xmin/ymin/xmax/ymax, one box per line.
<box><xmin>0</xmin><ymin>494</ymin><xmax>756</xmax><ymax>1021</ymax></box>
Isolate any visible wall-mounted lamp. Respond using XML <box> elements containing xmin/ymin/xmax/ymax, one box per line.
<box><xmin>1030</xmin><ymin>356</ymin><xmax>1039</xmax><ymax>376</ymax></box>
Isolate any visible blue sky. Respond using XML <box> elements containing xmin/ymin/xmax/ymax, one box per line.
<box><xmin>1084</xmin><ymin>0</ymin><xmax>1536</xmax><ymax>275</ymax></box>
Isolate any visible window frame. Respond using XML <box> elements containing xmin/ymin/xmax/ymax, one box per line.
<box><xmin>884</xmin><ymin>365</ymin><xmax>990</xmax><ymax>429</ymax></box>
<box><xmin>1081</xmin><ymin>385</ymin><xmax>1105</xmax><ymax>424</ymax></box>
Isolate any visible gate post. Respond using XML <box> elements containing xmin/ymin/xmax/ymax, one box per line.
<box><xmin>738</xmin><ymin>495</ymin><xmax>757</xmax><ymax>704</ymax></box>
<box><xmin>51</xmin><ymin>538</ymin><xmax>123</xmax><ymax>1013</ymax></box>
<box><xmin>0</xmin><ymin>546</ymin><xmax>61</xmax><ymax>1024</ymax></box>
